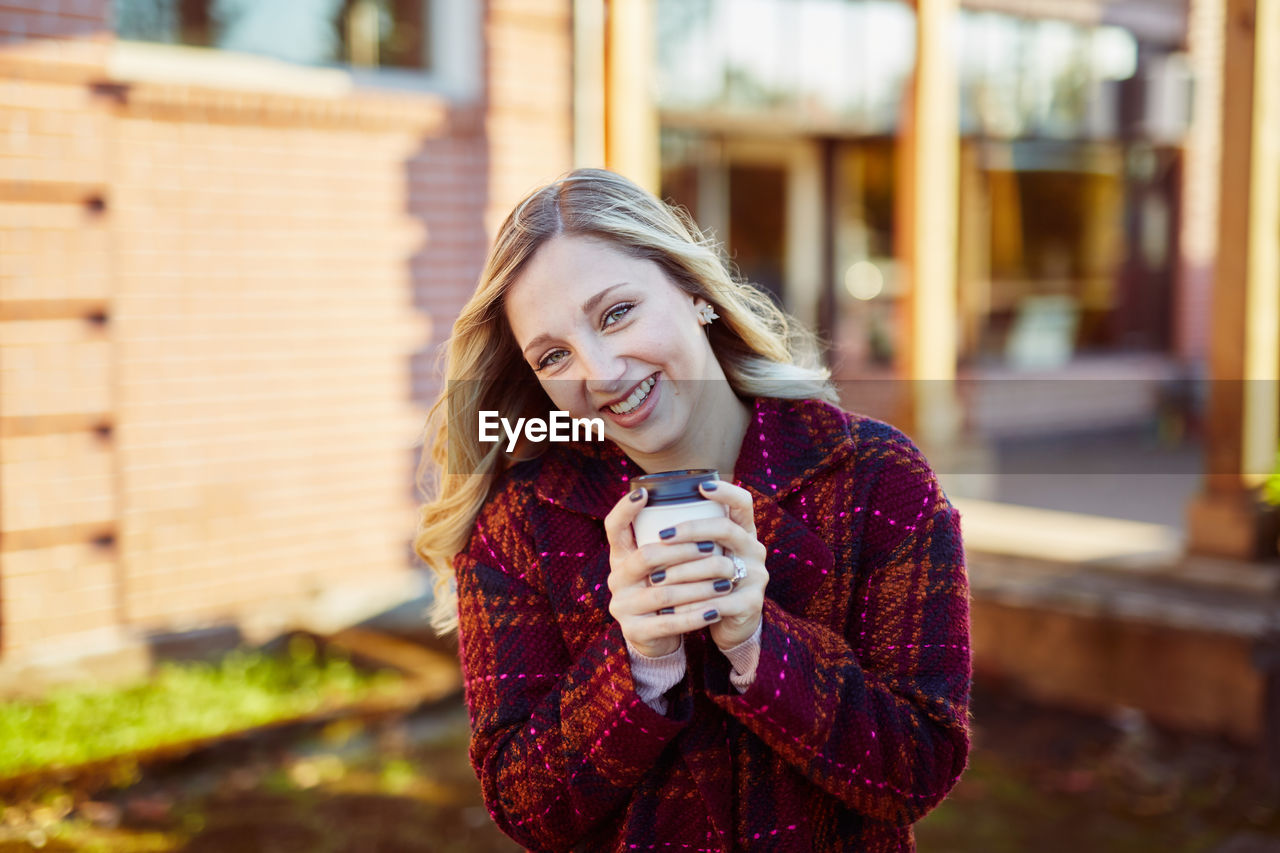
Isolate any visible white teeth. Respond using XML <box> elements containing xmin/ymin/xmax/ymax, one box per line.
<box><xmin>609</xmin><ymin>376</ymin><xmax>655</xmax><ymax>415</ymax></box>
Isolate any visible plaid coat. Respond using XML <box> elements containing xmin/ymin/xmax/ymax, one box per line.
<box><xmin>455</xmin><ymin>396</ymin><xmax>971</xmax><ymax>852</ymax></box>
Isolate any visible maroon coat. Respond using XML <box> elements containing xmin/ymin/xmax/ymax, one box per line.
<box><xmin>454</xmin><ymin>396</ymin><xmax>971</xmax><ymax>851</ymax></box>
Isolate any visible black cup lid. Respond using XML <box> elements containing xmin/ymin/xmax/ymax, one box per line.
<box><xmin>632</xmin><ymin>469</ymin><xmax>719</xmax><ymax>505</ymax></box>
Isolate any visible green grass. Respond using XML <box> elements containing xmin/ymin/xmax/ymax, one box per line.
<box><xmin>0</xmin><ymin>636</ymin><xmax>402</xmax><ymax>777</ymax></box>
<box><xmin>1265</xmin><ymin>451</ymin><xmax>1280</xmax><ymax>506</ymax></box>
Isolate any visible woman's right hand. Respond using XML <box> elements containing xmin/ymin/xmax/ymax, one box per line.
<box><xmin>604</xmin><ymin>486</ymin><xmax>734</xmax><ymax>658</ymax></box>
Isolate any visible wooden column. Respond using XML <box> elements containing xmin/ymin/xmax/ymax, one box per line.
<box><xmin>896</xmin><ymin>0</ymin><xmax>961</xmax><ymax>447</ymax></box>
<box><xmin>1187</xmin><ymin>0</ymin><xmax>1280</xmax><ymax>558</ymax></box>
<box><xmin>604</xmin><ymin>0</ymin><xmax>659</xmax><ymax>193</ymax></box>
<box><xmin>573</xmin><ymin>0</ymin><xmax>607</xmax><ymax>169</ymax></box>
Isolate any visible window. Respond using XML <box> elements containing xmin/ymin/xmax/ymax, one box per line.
<box><xmin>113</xmin><ymin>0</ymin><xmax>479</xmax><ymax>97</ymax></box>
<box><xmin>957</xmin><ymin>14</ymin><xmax>1139</xmax><ymax>140</ymax></box>
<box><xmin>116</xmin><ymin>0</ymin><xmax>431</xmax><ymax>70</ymax></box>
<box><xmin>656</xmin><ymin>0</ymin><xmax>917</xmax><ymax>134</ymax></box>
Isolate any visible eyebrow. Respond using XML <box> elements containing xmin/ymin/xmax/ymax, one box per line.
<box><xmin>519</xmin><ymin>282</ymin><xmax>631</xmax><ymax>361</ymax></box>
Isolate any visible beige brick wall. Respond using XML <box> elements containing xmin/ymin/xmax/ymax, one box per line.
<box><xmin>0</xmin><ymin>14</ymin><xmax>116</xmax><ymax>663</ymax></box>
<box><xmin>0</xmin><ymin>203</ymin><xmax>111</xmax><ymax>302</ymax></box>
<box><xmin>111</xmin><ymin>107</ymin><xmax>429</xmax><ymax>632</ymax></box>
<box><xmin>0</xmin><ymin>431</ymin><xmax>113</xmax><ymax>533</ymax></box>
<box><xmin>0</xmin><ymin>0</ymin><xmax>575</xmax><ymax>676</ymax></box>
<box><xmin>412</xmin><ymin>0</ymin><xmax>574</xmax><ymax>416</ymax></box>
<box><xmin>3</xmin><ymin>543</ymin><xmax>117</xmax><ymax>650</ymax></box>
<box><xmin>0</xmin><ymin>319</ymin><xmax>111</xmax><ymax>420</ymax></box>
<box><xmin>484</xmin><ymin>0</ymin><xmax>574</xmax><ymax>229</ymax></box>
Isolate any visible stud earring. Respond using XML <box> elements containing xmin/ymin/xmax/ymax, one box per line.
<box><xmin>697</xmin><ymin>303</ymin><xmax>720</xmax><ymax>325</ymax></box>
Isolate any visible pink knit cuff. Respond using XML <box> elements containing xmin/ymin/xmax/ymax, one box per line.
<box><xmin>721</xmin><ymin>621</ymin><xmax>763</xmax><ymax>693</ymax></box>
<box><xmin>626</xmin><ymin>638</ymin><xmax>687</xmax><ymax>714</ymax></box>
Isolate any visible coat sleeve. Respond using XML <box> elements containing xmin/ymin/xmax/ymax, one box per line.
<box><xmin>455</xmin><ymin>485</ymin><xmax>689</xmax><ymax>851</ymax></box>
<box><xmin>706</xmin><ymin>444</ymin><xmax>971</xmax><ymax>826</ymax></box>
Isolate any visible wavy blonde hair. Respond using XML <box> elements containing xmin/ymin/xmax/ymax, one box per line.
<box><xmin>415</xmin><ymin>168</ymin><xmax>836</xmax><ymax>633</ymax></box>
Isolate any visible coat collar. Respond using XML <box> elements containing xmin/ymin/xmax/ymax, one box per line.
<box><xmin>532</xmin><ymin>396</ymin><xmax>854</xmax><ymax>518</ymax></box>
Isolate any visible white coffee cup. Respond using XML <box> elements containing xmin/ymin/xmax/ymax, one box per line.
<box><xmin>631</xmin><ymin>469</ymin><xmax>726</xmax><ymax>552</ymax></box>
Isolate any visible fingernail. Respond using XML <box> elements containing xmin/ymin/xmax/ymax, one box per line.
<box><xmin>658</xmin><ymin>607</ymin><xmax>675</xmax><ymax>615</ymax></box>
<box><xmin>629</xmin><ymin>488</ymin><xmax>645</xmax><ymax>502</ymax></box>
<box><xmin>649</xmin><ymin>569</ymin><xmax>666</xmax><ymax>585</ymax></box>
<box><xmin>659</xmin><ymin>527</ymin><xmax>676</xmax><ymax>540</ymax></box>
<box><xmin>701</xmin><ymin>481</ymin><xmax>718</xmax><ymax>491</ymax></box>
<box><xmin>703</xmin><ymin>609</ymin><xmax>720</xmax><ymax>622</ymax></box>
<box><xmin>713</xmin><ymin>579</ymin><xmax>732</xmax><ymax>593</ymax></box>
<box><xmin>697</xmin><ymin>541</ymin><xmax>715</xmax><ymax>553</ymax></box>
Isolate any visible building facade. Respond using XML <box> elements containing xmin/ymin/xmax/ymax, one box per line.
<box><xmin>0</xmin><ymin>0</ymin><xmax>574</xmax><ymax>685</ymax></box>
<box><xmin>0</xmin><ymin>0</ymin><xmax>1275</xmax><ymax>700</ymax></box>
<box><xmin>657</xmin><ymin>0</ymin><xmax>1194</xmax><ymax>396</ymax></box>
<box><xmin>652</xmin><ymin>0</ymin><xmax>1279</xmax><ymax>555</ymax></box>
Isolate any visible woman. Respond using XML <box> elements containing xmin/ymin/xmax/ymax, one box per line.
<box><xmin>415</xmin><ymin>169</ymin><xmax>970</xmax><ymax>852</ymax></box>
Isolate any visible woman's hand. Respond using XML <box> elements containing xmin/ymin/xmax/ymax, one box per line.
<box><xmin>604</xmin><ymin>486</ymin><xmax>744</xmax><ymax>658</ymax></box>
<box><xmin>676</xmin><ymin>480</ymin><xmax>765</xmax><ymax>649</ymax></box>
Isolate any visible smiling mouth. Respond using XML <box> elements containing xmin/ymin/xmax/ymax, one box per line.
<box><xmin>604</xmin><ymin>374</ymin><xmax>657</xmax><ymax>415</ymax></box>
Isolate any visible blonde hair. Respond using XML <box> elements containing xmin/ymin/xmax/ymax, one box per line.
<box><xmin>415</xmin><ymin>168</ymin><xmax>835</xmax><ymax>633</ymax></box>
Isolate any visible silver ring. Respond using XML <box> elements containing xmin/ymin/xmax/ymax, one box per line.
<box><xmin>730</xmin><ymin>555</ymin><xmax>747</xmax><ymax>587</ymax></box>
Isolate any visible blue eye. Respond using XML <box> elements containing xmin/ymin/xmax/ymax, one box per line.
<box><xmin>535</xmin><ymin>349</ymin><xmax>568</xmax><ymax>372</ymax></box>
<box><xmin>603</xmin><ymin>302</ymin><xmax>634</xmax><ymax>328</ymax></box>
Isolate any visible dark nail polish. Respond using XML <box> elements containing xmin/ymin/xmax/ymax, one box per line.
<box><xmin>659</xmin><ymin>527</ymin><xmax>676</xmax><ymax>540</ymax></box>
<box><xmin>703</xmin><ymin>609</ymin><xmax>720</xmax><ymax>622</ymax></box>
<box><xmin>713</xmin><ymin>579</ymin><xmax>732</xmax><ymax>593</ymax></box>
<box><xmin>629</xmin><ymin>488</ymin><xmax>644</xmax><ymax>502</ymax></box>
<box><xmin>658</xmin><ymin>607</ymin><xmax>675</xmax><ymax>615</ymax></box>
<box><xmin>649</xmin><ymin>569</ymin><xmax>666</xmax><ymax>585</ymax></box>
<box><xmin>701</xmin><ymin>481</ymin><xmax>718</xmax><ymax>491</ymax></box>
<box><xmin>697</xmin><ymin>541</ymin><xmax>715</xmax><ymax>553</ymax></box>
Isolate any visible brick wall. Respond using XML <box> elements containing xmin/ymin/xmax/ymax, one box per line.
<box><xmin>109</xmin><ymin>98</ymin><xmax>432</xmax><ymax>635</ymax></box>
<box><xmin>0</xmin><ymin>8</ymin><xmax>116</xmax><ymax>665</ymax></box>
<box><xmin>411</xmin><ymin>0</ymin><xmax>573</xmax><ymax>432</ymax></box>
<box><xmin>0</xmin><ymin>0</ymin><xmax>574</xmax><ymax>680</ymax></box>
<box><xmin>484</xmin><ymin>0</ymin><xmax>574</xmax><ymax>229</ymax></box>
<box><xmin>0</xmin><ymin>0</ymin><xmax>109</xmax><ymax>44</ymax></box>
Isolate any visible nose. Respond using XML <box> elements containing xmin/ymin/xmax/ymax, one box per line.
<box><xmin>578</xmin><ymin>338</ymin><xmax>628</xmax><ymax>397</ymax></box>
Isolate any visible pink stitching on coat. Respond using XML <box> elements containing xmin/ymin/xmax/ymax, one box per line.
<box><xmin>576</xmin><ymin>582</ymin><xmax>605</xmax><ymax>604</ymax></box>
<box><xmin>769</xmin><ymin>547</ymin><xmax>829</xmax><ymax>576</ymax></box>
<box><xmin>914</xmin><ymin>489</ymin><xmax>932</xmax><ymax>522</ymax></box>
<box><xmin>881</xmin><ymin>643</ymin><xmax>969</xmax><ymax>652</ymax></box>
<box><xmin>465</xmin><ymin>673</ymin><xmax>560</xmax><ymax>687</ymax></box>
<box><xmin>625</xmin><ymin>825</ymin><xmax>796</xmax><ymax>850</ymax></box>
<box><xmin>859</xmin><ymin>575</ymin><xmax>872</xmax><ymax>648</ymax></box>
<box><xmin>756</xmin><ymin>409</ymin><xmax>777</xmax><ymax>491</ymax></box>
<box><xmin>477</xmin><ymin>523</ymin><xmax>532</xmax><ymax>582</ymax></box>
<box><xmin>619</xmin><ymin>706</ymin><xmax>653</xmax><ymax>737</ymax></box>
<box><xmin>842</xmin><ymin>505</ymin><xmax>918</xmax><ymax>531</ymax></box>
<box><xmin>737</xmin><ymin>615</ymin><xmax>959</xmax><ymax>801</ymax></box>
<box><xmin>536</xmin><ymin>550</ymin><xmax>604</xmax><ymax>604</ymax></box>
<box><xmin>530</xmin><ymin>725</ymin><xmax>553</xmax><ymax>774</ymax></box>
<box><xmin>510</xmin><ymin>695</ymin><xmax>645</xmax><ymax>827</ymax></box>
<box><xmin>855</xmin><ymin>496</ymin><xmax>944</xmax><ymax>650</ymax></box>
<box><xmin>627</xmin><ymin>844</ymin><xmax>732</xmax><ymax>851</ymax></box>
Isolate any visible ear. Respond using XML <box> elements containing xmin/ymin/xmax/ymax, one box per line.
<box><xmin>692</xmin><ymin>298</ymin><xmax>720</xmax><ymax>327</ymax></box>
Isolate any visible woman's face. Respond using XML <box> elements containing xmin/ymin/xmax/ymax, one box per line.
<box><xmin>504</xmin><ymin>234</ymin><xmax>725</xmax><ymax>462</ymax></box>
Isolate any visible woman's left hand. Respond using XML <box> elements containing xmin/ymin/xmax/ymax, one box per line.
<box><xmin>651</xmin><ymin>480</ymin><xmax>767</xmax><ymax>650</ymax></box>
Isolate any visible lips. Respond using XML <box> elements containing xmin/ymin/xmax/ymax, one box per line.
<box><xmin>601</xmin><ymin>373</ymin><xmax>658</xmax><ymax>415</ymax></box>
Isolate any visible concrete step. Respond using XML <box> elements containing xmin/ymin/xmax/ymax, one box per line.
<box><xmin>959</xmin><ymin>499</ymin><xmax>1279</xmax><ymax>755</ymax></box>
